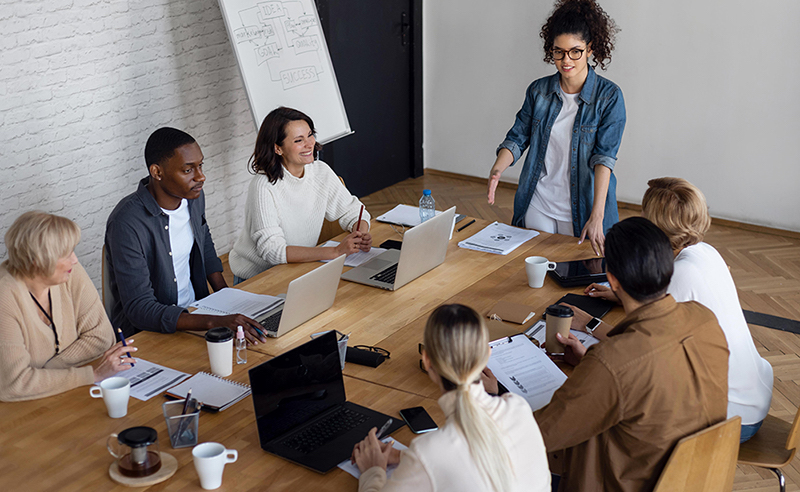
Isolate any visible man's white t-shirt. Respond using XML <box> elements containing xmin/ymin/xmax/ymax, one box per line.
<box><xmin>161</xmin><ymin>199</ymin><xmax>196</xmax><ymax>308</ymax></box>
<box><xmin>668</xmin><ymin>242</ymin><xmax>773</xmax><ymax>425</ymax></box>
<box><xmin>528</xmin><ymin>86</ymin><xmax>579</xmax><ymax>222</ymax></box>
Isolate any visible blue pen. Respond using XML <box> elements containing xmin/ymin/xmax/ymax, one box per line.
<box><xmin>116</xmin><ymin>328</ymin><xmax>134</xmax><ymax>368</ymax></box>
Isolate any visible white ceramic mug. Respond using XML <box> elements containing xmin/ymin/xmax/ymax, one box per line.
<box><xmin>193</xmin><ymin>442</ymin><xmax>238</xmax><ymax>490</ymax></box>
<box><xmin>90</xmin><ymin>376</ymin><xmax>130</xmax><ymax>418</ymax></box>
<box><xmin>525</xmin><ymin>256</ymin><xmax>557</xmax><ymax>288</ymax></box>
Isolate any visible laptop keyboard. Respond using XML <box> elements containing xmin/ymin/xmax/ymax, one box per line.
<box><xmin>369</xmin><ymin>263</ymin><xmax>398</xmax><ymax>285</ymax></box>
<box><xmin>258</xmin><ymin>310</ymin><xmax>282</xmax><ymax>334</ymax></box>
<box><xmin>280</xmin><ymin>406</ymin><xmax>369</xmax><ymax>454</ymax></box>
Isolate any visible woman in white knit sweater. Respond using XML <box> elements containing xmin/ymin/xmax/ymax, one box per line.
<box><xmin>0</xmin><ymin>212</ymin><xmax>136</xmax><ymax>401</ymax></box>
<box><xmin>351</xmin><ymin>304</ymin><xmax>550</xmax><ymax>492</ymax></box>
<box><xmin>230</xmin><ymin>107</ymin><xmax>371</xmax><ymax>281</ymax></box>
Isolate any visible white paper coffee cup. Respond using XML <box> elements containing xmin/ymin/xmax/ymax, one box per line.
<box><xmin>205</xmin><ymin>328</ymin><xmax>234</xmax><ymax>377</ymax></box>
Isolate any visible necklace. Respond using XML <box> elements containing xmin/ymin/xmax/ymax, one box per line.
<box><xmin>30</xmin><ymin>290</ymin><xmax>59</xmax><ymax>355</ymax></box>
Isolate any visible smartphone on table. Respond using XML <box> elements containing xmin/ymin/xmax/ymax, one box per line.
<box><xmin>399</xmin><ymin>406</ymin><xmax>438</xmax><ymax>434</ymax></box>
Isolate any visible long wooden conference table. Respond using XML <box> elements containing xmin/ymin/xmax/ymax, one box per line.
<box><xmin>0</xmin><ymin>218</ymin><xmax>624</xmax><ymax>491</ymax></box>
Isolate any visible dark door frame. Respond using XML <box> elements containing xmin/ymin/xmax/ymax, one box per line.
<box><xmin>316</xmin><ymin>0</ymin><xmax>423</xmax><ymax>179</ymax></box>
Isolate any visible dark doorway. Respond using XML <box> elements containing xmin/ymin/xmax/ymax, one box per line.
<box><xmin>316</xmin><ymin>0</ymin><xmax>422</xmax><ymax>197</ymax></box>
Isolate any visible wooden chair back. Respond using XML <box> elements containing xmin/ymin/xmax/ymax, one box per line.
<box><xmin>101</xmin><ymin>244</ymin><xmax>113</xmax><ymax>318</ymax></box>
<box><xmin>653</xmin><ymin>417</ymin><xmax>741</xmax><ymax>492</ymax></box>
<box><xmin>785</xmin><ymin>404</ymin><xmax>800</xmax><ymax>452</ymax></box>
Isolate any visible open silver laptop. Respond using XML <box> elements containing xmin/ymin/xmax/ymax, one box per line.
<box><xmin>257</xmin><ymin>255</ymin><xmax>346</xmax><ymax>337</ymax></box>
<box><xmin>341</xmin><ymin>207</ymin><xmax>456</xmax><ymax>290</ymax></box>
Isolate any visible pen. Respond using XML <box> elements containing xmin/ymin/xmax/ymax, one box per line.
<box><xmin>376</xmin><ymin>418</ymin><xmax>393</xmax><ymax>440</ymax></box>
<box><xmin>457</xmin><ymin>219</ymin><xmax>476</xmax><ymax>232</ymax></box>
<box><xmin>173</xmin><ymin>389</ymin><xmax>193</xmax><ymax>443</ymax></box>
<box><xmin>356</xmin><ymin>205</ymin><xmax>364</xmax><ymax>232</ymax></box>
<box><xmin>116</xmin><ymin>328</ymin><xmax>134</xmax><ymax>368</ymax></box>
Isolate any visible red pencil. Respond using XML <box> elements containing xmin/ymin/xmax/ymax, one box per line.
<box><xmin>356</xmin><ymin>205</ymin><xmax>364</xmax><ymax>232</ymax></box>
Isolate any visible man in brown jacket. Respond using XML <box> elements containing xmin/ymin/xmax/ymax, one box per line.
<box><xmin>534</xmin><ymin>217</ymin><xmax>729</xmax><ymax>492</ymax></box>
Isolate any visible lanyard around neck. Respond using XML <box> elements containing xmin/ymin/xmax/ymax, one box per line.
<box><xmin>30</xmin><ymin>290</ymin><xmax>59</xmax><ymax>355</ymax></box>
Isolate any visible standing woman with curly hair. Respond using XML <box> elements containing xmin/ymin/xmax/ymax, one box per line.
<box><xmin>229</xmin><ymin>107</ymin><xmax>372</xmax><ymax>282</ymax></box>
<box><xmin>487</xmin><ymin>0</ymin><xmax>625</xmax><ymax>256</ymax></box>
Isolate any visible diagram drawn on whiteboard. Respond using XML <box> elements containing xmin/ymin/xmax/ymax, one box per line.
<box><xmin>232</xmin><ymin>1</ymin><xmax>325</xmax><ymax>90</ymax></box>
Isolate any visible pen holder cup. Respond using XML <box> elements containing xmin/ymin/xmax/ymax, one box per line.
<box><xmin>310</xmin><ymin>331</ymin><xmax>348</xmax><ymax>370</ymax></box>
<box><xmin>163</xmin><ymin>400</ymin><xmax>200</xmax><ymax>449</ymax></box>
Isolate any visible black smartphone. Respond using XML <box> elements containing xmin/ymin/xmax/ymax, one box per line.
<box><xmin>399</xmin><ymin>406</ymin><xmax>438</xmax><ymax>434</ymax></box>
<box><xmin>380</xmin><ymin>239</ymin><xmax>403</xmax><ymax>250</ymax></box>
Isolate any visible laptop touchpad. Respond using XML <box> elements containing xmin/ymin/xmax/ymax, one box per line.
<box><xmin>364</xmin><ymin>259</ymin><xmax>393</xmax><ymax>271</ymax></box>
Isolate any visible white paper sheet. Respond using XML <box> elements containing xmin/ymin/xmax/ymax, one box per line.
<box><xmin>458</xmin><ymin>222</ymin><xmax>539</xmax><ymax>255</ymax></box>
<box><xmin>114</xmin><ymin>359</ymin><xmax>190</xmax><ymax>401</ymax></box>
<box><xmin>525</xmin><ymin>320</ymin><xmax>600</xmax><ymax>349</ymax></box>
<box><xmin>337</xmin><ymin>438</ymin><xmax>409</xmax><ymax>479</ymax></box>
<box><xmin>189</xmin><ymin>288</ymin><xmax>284</xmax><ymax>319</ymax></box>
<box><xmin>487</xmin><ymin>334</ymin><xmax>567</xmax><ymax>411</ymax></box>
<box><xmin>376</xmin><ymin>204</ymin><xmax>443</xmax><ymax>227</ymax></box>
<box><xmin>319</xmin><ymin>241</ymin><xmax>387</xmax><ymax>267</ymax></box>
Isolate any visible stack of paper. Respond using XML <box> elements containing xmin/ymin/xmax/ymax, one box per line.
<box><xmin>376</xmin><ymin>204</ymin><xmax>442</xmax><ymax>227</ymax></box>
<box><xmin>319</xmin><ymin>241</ymin><xmax>387</xmax><ymax>267</ymax></box>
<box><xmin>487</xmin><ymin>334</ymin><xmax>567</xmax><ymax>411</ymax></box>
<box><xmin>458</xmin><ymin>222</ymin><xmax>539</xmax><ymax>255</ymax></box>
<box><xmin>190</xmin><ymin>288</ymin><xmax>284</xmax><ymax>320</ymax></box>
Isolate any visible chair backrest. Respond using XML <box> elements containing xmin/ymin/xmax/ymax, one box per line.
<box><xmin>101</xmin><ymin>244</ymin><xmax>113</xmax><ymax>318</ymax></box>
<box><xmin>785</xmin><ymin>404</ymin><xmax>800</xmax><ymax>452</ymax></box>
<box><xmin>653</xmin><ymin>416</ymin><xmax>741</xmax><ymax>492</ymax></box>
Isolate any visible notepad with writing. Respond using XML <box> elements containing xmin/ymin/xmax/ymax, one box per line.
<box><xmin>166</xmin><ymin>372</ymin><xmax>251</xmax><ymax>412</ymax></box>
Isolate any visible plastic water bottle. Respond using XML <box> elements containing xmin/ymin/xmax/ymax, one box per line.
<box><xmin>419</xmin><ymin>189</ymin><xmax>435</xmax><ymax>223</ymax></box>
<box><xmin>236</xmin><ymin>326</ymin><xmax>247</xmax><ymax>365</ymax></box>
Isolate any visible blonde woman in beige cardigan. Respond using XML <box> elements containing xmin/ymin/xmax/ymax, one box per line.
<box><xmin>0</xmin><ymin>212</ymin><xmax>136</xmax><ymax>401</ymax></box>
<box><xmin>351</xmin><ymin>304</ymin><xmax>550</xmax><ymax>492</ymax></box>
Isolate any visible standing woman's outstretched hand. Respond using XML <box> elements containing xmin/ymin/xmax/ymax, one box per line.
<box><xmin>487</xmin><ymin>170</ymin><xmax>502</xmax><ymax>205</ymax></box>
<box><xmin>579</xmin><ymin>215</ymin><xmax>605</xmax><ymax>256</ymax></box>
<box><xmin>487</xmin><ymin>148</ymin><xmax>514</xmax><ymax>205</ymax></box>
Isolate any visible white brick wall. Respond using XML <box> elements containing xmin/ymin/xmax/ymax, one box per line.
<box><xmin>0</xmin><ymin>0</ymin><xmax>259</xmax><ymax>290</ymax></box>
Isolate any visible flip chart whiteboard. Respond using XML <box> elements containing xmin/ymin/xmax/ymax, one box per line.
<box><xmin>218</xmin><ymin>0</ymin><xmax>351</xmax><ymax>143</ymax></box>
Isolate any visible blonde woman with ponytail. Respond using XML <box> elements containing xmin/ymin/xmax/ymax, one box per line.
<box><xmin>351</xmin><ymin>304</ymin><xmax>550</xmax><ymax>492</ymax></box>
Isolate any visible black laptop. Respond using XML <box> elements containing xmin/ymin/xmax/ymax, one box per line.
<box><xmin>249</xmin><ymin>332</ymin><xmax>405</xmax><ymax>473</ymax></box>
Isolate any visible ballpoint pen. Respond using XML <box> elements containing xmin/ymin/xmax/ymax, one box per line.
<box><xmin>457</xmin><ymin>219</ymin><xmax>476</xmax><ymax>232</ymax></box>
<box><xmin>116</xmin><ymin>328</ymin><xmax>134</xmax><ymax>368</ymax></box>
<box><xmin>376</xmin><ymin>418</ymin><xmax>393</xmax><ymax>440</ymax></box>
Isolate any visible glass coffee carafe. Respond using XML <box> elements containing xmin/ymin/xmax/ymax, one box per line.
<box><xmin>107</xmin><ymin>426</ymin><xmax>162</xmax><ymax>477</ymax></box>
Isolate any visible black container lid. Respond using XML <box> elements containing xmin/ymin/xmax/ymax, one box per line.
<box><xmin>205</xmin><ymin>327</ymin><xmax>234</xmax><ymax>343</ymax></box>
<box><xmin>118</xmin><ymin>426</ymin><xmax>158</xmax><ymax>447</ymax></box>
<box><xmin>545</xmin><ymin>304</ymin><xmax>574</xmax><ymax>318</ymax></box>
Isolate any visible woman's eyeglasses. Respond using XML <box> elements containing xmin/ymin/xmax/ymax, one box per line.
<box><xmin>552</xmin><ymin>48</ymin><xmax>585</xmax><ymax>61</ymax></box>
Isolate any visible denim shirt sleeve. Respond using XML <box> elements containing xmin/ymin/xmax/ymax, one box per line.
<box><xmin>588</xmin><ymin>87</ymin><xmax>626</xmax><ymax>171</ymax></box>
<box><xmin>106</xmin><ymin>217</ymin><xmax>184</xmax><ymax>334</ymax></box>
<box><xmin>497</xmin><ymin>83</ymin><xmax>536</xmax><ymax>164</ymax></box>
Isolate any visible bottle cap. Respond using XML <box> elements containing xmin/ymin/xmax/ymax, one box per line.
<box><xmin>423</xmin><ymin>189</ymin><xmax>432</xmax><ymax>196</ymax></box>
<box><xmin>236</xmin><ymin>326</ymin><xmax>245</xmax><ymax>339</ymax></box>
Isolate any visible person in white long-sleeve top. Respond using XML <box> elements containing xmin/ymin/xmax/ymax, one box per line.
<box><xmin>351</xmin><ymin>304</ymin><xmax>551</xmax><ymax>492</ymax></box>
<box><xmin>229</xmin><ymin>107</ymin><xmax>371</xmax><ymax>282</ymax></box>
<box><xmin>582</xmin><ymin>177</ymin><xmax>774</xmax><ymax>443</ymax></box>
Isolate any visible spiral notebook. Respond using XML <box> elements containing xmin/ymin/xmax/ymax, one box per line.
<box><xmin>166</xmin><ymin>372</ymin><xmax>251</xmax><ymax>412</ymax></box>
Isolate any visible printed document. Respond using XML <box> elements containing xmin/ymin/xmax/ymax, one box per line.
<box><xmin>319</xmin><ymin>241</ymin><xmax>387</xmax><ymax>267</ymax></box>
<box><xmin>189</xmin><ymin>288</ymin><xmax>284</xmax><ymax>319</ymax></box>
<box><xmin>115</xmin><ymin>359</ymin><xmax>190</xmax><ymax>401</ymax></box>
<box><xmin>487</xmin><ymin>334</ymin><xmax>567</xmax><ymax>411</ymax></box>
<box><xmin>338</xmin><ymin>438</ymin><xmax>408</xmax><ymax>478</ymax></box>
<box><xmin>458</xmin><ymin>222</ymin><xmax>539</xmax><ymax>255</ymax></box>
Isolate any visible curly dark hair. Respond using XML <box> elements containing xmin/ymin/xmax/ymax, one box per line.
<box><xmin>250</xmin><ymin>107</ymin><xmax>323</xmax><ymax>184</ymax></box>
<box><xmin>540</xmin><ymin>0</ymin><xmax>619</xmax><ymax>70</ymax></box>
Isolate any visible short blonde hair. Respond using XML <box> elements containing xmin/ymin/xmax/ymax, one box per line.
<box><xmin>4</xmin><ymin>211</ymin><xmax>81</xmax><ymax>279</ymax></box>
<box><xmin>642</xmin><ymin>177</ymin><xmax>711</xmax><ymax>251</ymax></box>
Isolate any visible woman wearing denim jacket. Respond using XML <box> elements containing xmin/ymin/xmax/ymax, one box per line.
<box><xmin>487</xmin><ymin>0</ymin><xmax>625</xmax><ymax>256</ymax></box>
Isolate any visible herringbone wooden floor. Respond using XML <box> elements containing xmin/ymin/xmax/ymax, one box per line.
<box><xmin>360</xmin><ymin>171</ymin><xmax>800</xmax><ymax>491</ymax></box>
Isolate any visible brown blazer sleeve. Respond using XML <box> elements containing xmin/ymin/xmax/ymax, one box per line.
<box><xmin>534</xmin><ymin>353</ymin><xmax>623</xmax><ymax>451</ymax></box>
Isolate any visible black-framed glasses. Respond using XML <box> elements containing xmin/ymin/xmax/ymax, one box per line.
<box><xmin>353</xmin><ymin>345</ymin><xmax>390</xmax><ymax>359</ymax></box>
<box><xmin>552</xmin><ymin>48</ymin><xmax>585</xmax><ymax>61</ymax></box>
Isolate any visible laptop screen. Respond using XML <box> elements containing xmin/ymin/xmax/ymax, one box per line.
<box><xmin>249</xmin><ymin>331</ymin><xmax>346</xmax><ymax>443</ymax></box>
